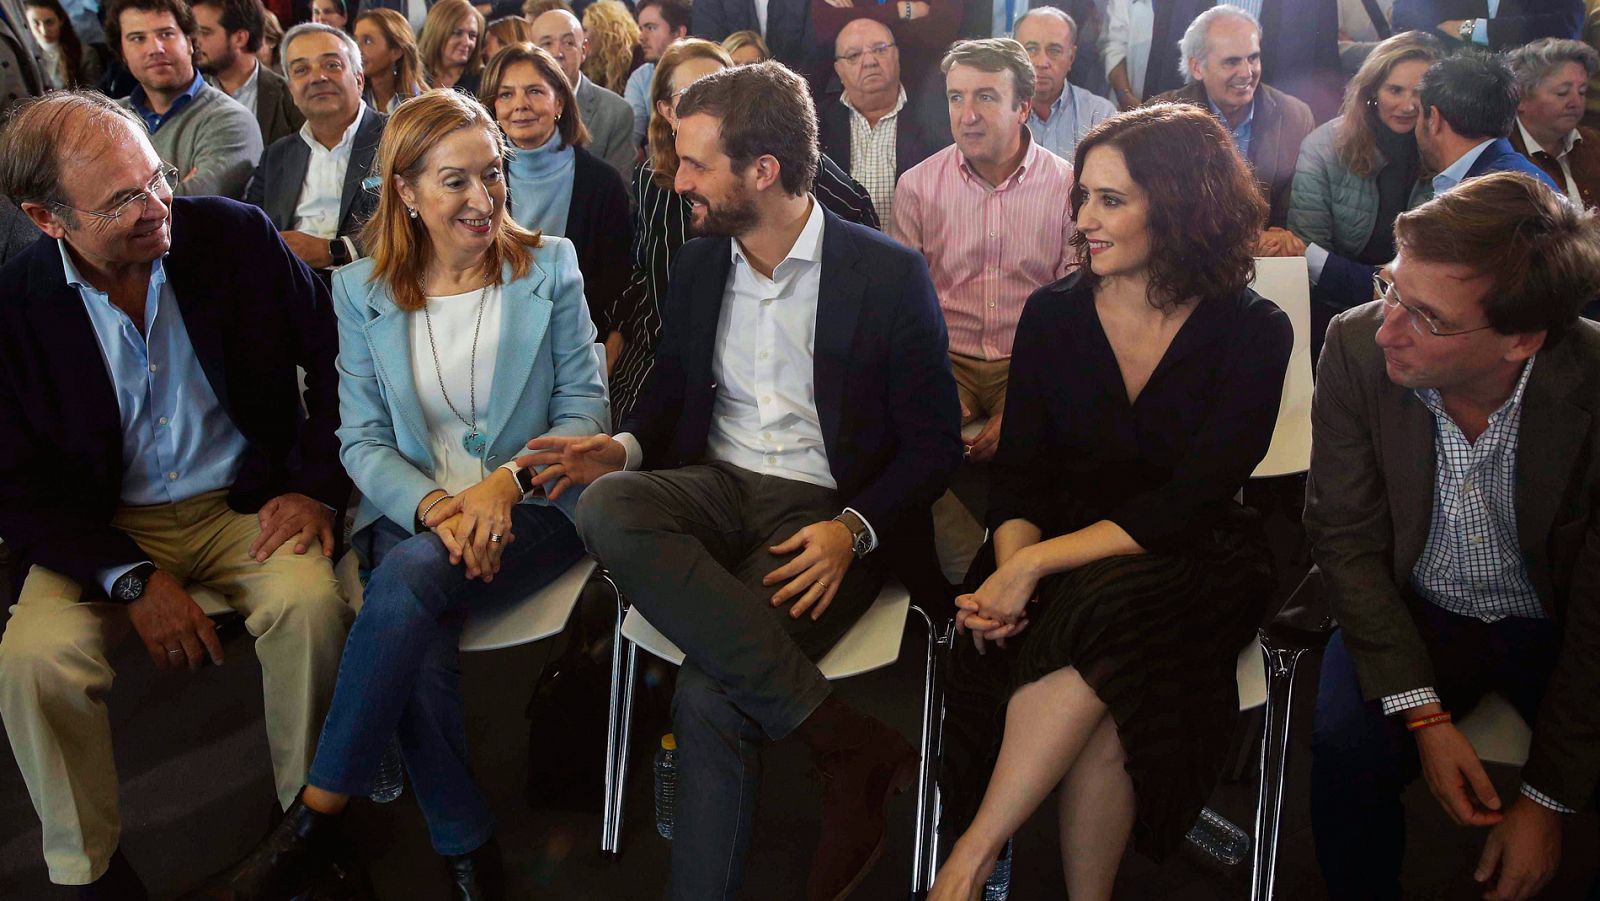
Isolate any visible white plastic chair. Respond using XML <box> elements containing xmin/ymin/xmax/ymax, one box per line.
<box><xmin>1458</xmin><ymin>692</ymin><xmax>1532</xmax><ymax>766</ymax></box>
<box><xmin>598</xmin><ymin>578</ymin><xmax>946</xmax><ymax>896</ymax></box>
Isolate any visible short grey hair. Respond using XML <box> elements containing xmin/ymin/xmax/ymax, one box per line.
<box><xmin>1013</xmin><ymin>6</ymin><xmax>1077</xmax><ymax>44</ymax></box>
<box><xmin>941</xmin><ymin>38</ymin><xmax>1035</xmax><ymax>108</ymax></box>
<box><xmin>280</xmin><ymin>21</ymin><xmax>362</xmax><ymax>76</ymax></box>
<box><xmin>1506</xmin><ymin>37</ymin><xmax>1599</xmax><ymax>99</ymax></box>
<box><xmin>1177</xmin><ymin>4</ymin><xmax>1259</xmax><ymax>83</ymax></box>
<box><xmin>0</xmin><ymin>91</ymin><xmax>144</xmax><ymax>213</ymax></box>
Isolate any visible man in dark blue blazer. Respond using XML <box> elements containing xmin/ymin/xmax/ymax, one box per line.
<box><xmin>1393</xmin><ymin>0</ymin><xmax>1583</xmax><ymax>48</ymax></box>
<box><xmin>0</xmin><ymin>92</ymin><xmax>351</xmax><ymax>897</ymax></box>
<box><xmin>521</xmin><ymin>62</ymin><xmax>962</xmax><ymax>901</ymax></box>
<box><xmin>1416</xmin><ymin>49</ymin><xmax>1562</xmax><ymax>193</ymax></box>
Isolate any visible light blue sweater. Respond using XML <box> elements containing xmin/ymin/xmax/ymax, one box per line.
<box><xmin>507</xmin><ymin>131</ymin><xmax>575</xmax><ymax>237</ymax></box>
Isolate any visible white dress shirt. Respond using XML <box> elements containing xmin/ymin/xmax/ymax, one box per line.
<box><xmin>1102</xmin><ymin>0</ymin><xmax>1153</xmax><ymax>98</ymax></box>
<box><xmin>1517</xmin><ymin>119</ymin><xmax>1586</xmax><ymax>210</ymax></box>
<box><xmin>233</xmin><ymin>58</ymin><xmax>261</xmax><ymax>115</ymax></box>
<box><xmin>754</xmin><ymin>0</ymin><xmax>770</xmax><ymax>34</ymax></box>
<box><xmin>410</xmin><ymin>283</ymin><xmax>503</xmax><ymax>496</ymax></box>
<box><xmin>292</xmin><ymin>106</ymin><xmax>366</xmax><ymax>260</ymax></box>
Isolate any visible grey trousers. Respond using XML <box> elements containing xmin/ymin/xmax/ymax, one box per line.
<box><xmin>576</xmin><ymin>462</ymin><xmax>884</xmax><ymax>900</ymax></box>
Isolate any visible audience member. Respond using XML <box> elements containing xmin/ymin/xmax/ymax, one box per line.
<box><xmin>24</xmin><ymin>0</ymin><xmax>109</xmax><ymax>89</ymax></box>
<box><xmin>361</xmin><ymin>0</ymin><xmax>431</xmax><ymax>35</ymax></box>
<box><xmin>1508</xmin><ymin>37</ymin><xmax>1599</xmax><ymax>208</ymax></box>
<box><xmin>246</xmin><ymin>22</ymin><xmax>384</xmax><ymax>274</ymax></box>
<box><xmin>0</xmin><ymin>196</ymin><xmax>39</xmax><ymax>264</ymax></box>
<box><xmin>1305</xmin><ymin>171</ymin><xmax>1600</xmax><ymax>901</ymax></box>
<box><xmin>1416</xmin><ymin>49</ymin><xmax>1560</xmax><ymax>195</ymax></box>
<box><xmin>482</xmin><ymin>43</ymin><xmax>632</xmax><ymax>371</ymax></box>
<box><xmin>722</xmin><ymin>27</ymin><xmax>769</xmax><ymax>64</ymax></box>
<box><xmin>108</xmin><ymin>0</ymin><xmax>264</xmax><ymax>199</ymax></box>
<box><xmin>230</xmin><ymin>87</ymin><xmax>607</xmax><ymax>901</ymax></box>
<box><xmin>524</xmin><ymin>60</ymin><xmax>962</xmax><ymax>901</ymax></box>
<box><xmin>54</xmin><ymin>0</ymin><xmax>106</xmax><ymax>45</ymax></box>
<box><xmin>1393</xmin><ymin>0</ymin><xmax>1583</xmax><ymax>48</ymax></box>
<box><xmin>1149</xmin><ymin>5</ymin><xmax>1315</xmax><ymax>251</ymax></box>
<box><xmin>1290</xmin><ymin>31</ymin><xmax>1441</xmax><ymax>351</ymax></box>
<box><xmin>581</xmin><ymin>0</ymin><xmax>640</xmax><ymax>94</ymax></box>
<box><xmin>260</xmin><ymin>6</ymin><xmax>281</xmax><ymax>67</ymax></box>
<box><xmin>1015</xmin><ymin>7</ymin><xmax>1115</xmax><ymax>163</ymax></box>
<box><xmin>812</xmin><ymin>0</ymin><xmax>963</xmax><ymax>88</ymax></box>
<box><xmin>691</xmin><ymin>0</ymin><xmax>827</xmax><ymax>80</ymax></box>
<box><xmin>531</xmin><ymin>8</ymin><xmax>636</xmax><ymax>177</ymax></box>
<box><xmin>311</xmin><ymin>0</ymin><xmax>351</xmax><ymax>30</ymax></box>
<box><xmin>0</xmin><ymin>0</ymin><xmax>45</xmax><ymax>110</ymax></box>
<box><xmin>355</xmin><ymin>7</ymin><xmax>426</xmax><ymax>112</ymax></box>
<box><xmin>1587</xmin><ymin>0</ymin><xmax>1599</xmax><ymax>126</ymax></box>
<box><xmin>819</xmin><ymin>18</ymin><xmax>946</xmax><ymax>230</ymax></box>
<box><xmin>960</xmin><ymin>0</ymin><xmax>1105</xmax><ymax>98</ymax></box>
<box><xmin>930</xmin><ymin>103</ymin><xmax>1292</xmax><ymax>901</ymax></box>
<box><xmin>0</xmin><ymin>90</ymin><xmax>352</xmax><ymax>898</ymax></box>
<box><xmin>420</xmin><ymin>0</ymin><xmax>486</xmax><ymax>94</ymax></box>
<box><xmin>194</xmin><ymin>0</ymin><xmax>305</xmax><ymax>148</ymax></box>
<box><xmin>891</xmin><ymin>39</ymin><xmax>1077</xmax><ymax>462</ymax></box>
<box><xmin>483</xmin><ymin>13</ymin><xmax>532</xmax><ymax>57</ymax></box>
<box><xmin>626</xmin><ymin>0</ymin><xmax>689</xmax><ymax>147</ymax></box>
<box><xmin>611</xmin><ymin>40</ymin><xmax>877</xmax><ymax>425</ymax></box>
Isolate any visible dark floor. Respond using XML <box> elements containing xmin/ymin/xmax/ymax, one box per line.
<box><xmin>2</xmin><ymin>477</ymin><xmax>1598</xmax><ymax>900</ymax></box>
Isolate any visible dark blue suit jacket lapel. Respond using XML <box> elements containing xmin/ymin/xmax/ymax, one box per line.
<box><xmin>814</xmin><ymin>207</ymin><xmax>864</xmax><ymax>454</ymax></box>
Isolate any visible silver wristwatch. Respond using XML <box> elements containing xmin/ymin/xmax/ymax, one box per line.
<box><xmin>1458</xmin><ymin>18</ymin><xmax>1477</xmax><ymax>42</ymax></box>
<box><xmin>833</xmin><ymin>510</ymin><xmax>872</xmax><ymax>559</ymax></box>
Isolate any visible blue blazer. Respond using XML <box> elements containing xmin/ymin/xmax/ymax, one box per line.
<box><xmin>1467</xmin><ymin>136</ymin><xmax>1562</xmax><ymax>188</ymax></box>
<box><xmin>1392</xmin><ymin>0</ymin><xmax>1583</xmax><ymax>48</ymax></box>
<box><xmin>332</xmin><ymin>237</ymin><xmax>609</xmax><ymax>537</ymax></box>
<box><xmin>622</xmin><ymin>206</ymin><xmax>964</xmax><ymax>604</ymax></box>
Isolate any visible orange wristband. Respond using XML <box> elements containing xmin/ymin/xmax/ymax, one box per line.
<box><xmin>1405</xmin><ymin>711</ymin><xmax>1453</xmax><ymax>732</ymax></box>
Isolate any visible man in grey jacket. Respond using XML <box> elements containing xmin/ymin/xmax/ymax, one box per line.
<box><xmin>108</xmin><ymin>0</ymin><xmax>263</xmax><ymax>199</ymax></box>
<box><xmin>530</xmin><ymin>7</ymin><xmax>638</xmax><ymax>179</ymax></box>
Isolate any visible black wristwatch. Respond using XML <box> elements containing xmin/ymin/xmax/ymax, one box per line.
<box><xmin>508</xmin><ymin>463</ymin><xmax>537</xmax><ymax>496</ymax></box>
<box><xmin>833</xmin><ymin>510</ymin><xmax>873</xmax><ymax>559</ymax></box>
<box><xmin>112</xmin><ymin>562</ymin><xmax>158</xmax><ymax>603</ymax></box>
<box><xmin>328</xmin><ymin>238</ymin><xmax>352</xmax><ymax>267</ymax></box>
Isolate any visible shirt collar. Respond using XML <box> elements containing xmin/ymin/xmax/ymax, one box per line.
<box><xmin>58</xmin><ymin>238</ymin><xmax>168</xmax><ymax>298</ymax></box>
<box><xmin>1415</xmin><ymin>355</ymin><xmax>1537</xmax><ymax>425</ymax></box>
<box><xmin>239</xmin><ymin>58</ymin><xmax>260</xmax><ymax>94</ymax></box>
<box><xmin>1433</xmin><ymin>138</ymin><xmax>1495</xmax><ymax>193</ymax></box>
<box><xmin>1517</xmin><ymin>118</ymin><xmax>1580</xmax><ymax>159</ymax></box>
<box><xmin>958</xmin><ymin>128</ymin><xmax>1038</xmax><ymax>189</ymax></box>
<box><xmin>130</xmin><ymin>69</ymin><xmax>205</xmax><ymax>130</ymax></box>
<box><xmin>1032</xmin><ymin>84</ymin><xmax>1073</xmax><ymax>123</ymax></box>
<box><xmin>840</xmin><ymin>84</ymin><xmax>907</xmax><ymax>122</ymax></box>
<box><xmin>1207</xmin><ymin>95</ymin><xmax>1254</xmax><ymax>136</ymax></box>
<box><xmin>730</xmin><ymin>195</ymin><xmax>826</xmax><ymax>275</ymax></box>
<box><xmin>299</xmin><ymin>103</ymin><xmax>366</xmax><ymax>153</ymax></box>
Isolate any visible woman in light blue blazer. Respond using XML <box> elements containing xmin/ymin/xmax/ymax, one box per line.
<box><xmin>231</xmin><ymin>89</ymin><xmax>606</xmax><ymax>900</ymax></box>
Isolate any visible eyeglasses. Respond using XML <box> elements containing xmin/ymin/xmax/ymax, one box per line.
<box><xmin>51</xmin><ymin>165</ymin><xmax>179</xmax><ymax>229</ymax></box>
<box><xmin>836</xmin><ymin>42</ymin><xmax>895</xmax><ymax>65</ymax></box>
<box><xmin>1372</xmin><ymin>273</ymin><xmax>1495</xmax><ymax>338</ymax></box>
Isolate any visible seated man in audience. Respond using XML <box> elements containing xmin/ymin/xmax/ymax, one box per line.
<box><xmin>108</xmin><ymin>0</ymin><xmax>263</xmax><ymax>199</ymax></box>
<box><xmin>690</xmin><ymin>0</ymin><xmax>824</xmax><ymax>79</ymax></box>
<box><xmin>193</xmin><ymin>0</ymin><xmax>302</xmax><ymax>148</ymax></box>
<box><xmin>245</xmin><ymin>22</ymin><xmax>384</xmax><ymax>273</ymax></box>
<box><xmin>530</xmin><ymin>7</ymin><xmax>637</xmax><ymax>178</ymax></box>
<box><xmin>626</xmin><ymin>0</ymin><xmax>690</xmax><ymax>150</ymax></box>
<box><xmin>1416</xmin><ymin>48</ymin><xmax>1562</xmax><ymax>195</ymax></box>
<box><xmin>1014</xmin><ymin>7</ymin><xmax>1115</xmax><ymax>164</ymax></box>
<box><xmin>1149</xmin><ymin>5</ymin><xmax>1315</xmax><ymax>256</ymax></box>
<box><xmin>891</xmin><ymin>39</ymin><xmax>1076</xmax><ymax>462</ymax></box>
<box><xmin>1508</xmin><ymin>37</ymin><xmax>1599</xmax><ymax>208</ymax></box>
<box><xmin>818</xmin><ymin>18</ymin><xmax>946</xmax><ymax>233</ymax></box>
<box><xmin>520</xmin><ymin>61</ymin><xmax>963</xmax><ymax>901</ymax></box>
<box><xmin>1306</xmin><ymin>172</ymin><xmax>1600</xmax><ymax>901</ymax></box>
<box><xmin>0</xmin><ymin>91</ymin><xmax>351</xmax><ymax>899</ymax></box>
<box><xmin>1393</xmin><ymin>0</ymin><xmax>1584</xmax><ymax>49</ymax></box>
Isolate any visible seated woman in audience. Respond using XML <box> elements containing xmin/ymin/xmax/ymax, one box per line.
<box><xmin>721</xmin><ymin>28</ymin><xmax>769</xmax><ymax>65</ymax></box>
<box><xmin>1289</xmin><ymin>31</ymin><xmax>1440</xmax><ymax>351</ymax></box>
<box><xmin>580</xmin><ymin>0</ymin><xmax>640</xmax><ymax>94</ymax></box>
<box><xmin>482</xmin><ymin>43</ymin><xmax>632</xmax><ymax>373</ymax></box>
<box><xmin>229</xmin><ymin>88</ymin><xmax>607</xmax><ymax>901</ymax></box>
<box><xmin>1508</xmin><ymin>37</ymin><xmax>1600</xmax><ymax>209</ymax></box>
<box><xmin>24</xmin><ymin>0</ymin><xmax>108</xmax><ymax>90</ymax></box>
<box><xmin>312</xmin><ymin>0</ymin><xmax>352</xmax><ymax>32</ymax></box>
<box><xmin>608</xmin><ymin>38</ymin><xmax>879</xmax><ymax>422</ymax></box>
<box><xmin>482</xmin><ymin>13</ymin><xmax>531</xmax><ymax>58</ymax></box>
<box><xmin>929</xmin><ymin>105</ymin><xmax>1292</xmax><ymax>901</ymax></box>
<box><xmin>260</xmin><ymin>8</ymin><xmax>283</xmax><ymax>69</ymax></box>
<box><xmin>357</xmin><ymin>9</ymin><xmax>428</xmax><ymax>114</ymax></box>
<box><xmin>421</xmin><ymin>0</ymin><xmax>487</xmax><ymax>94</ymax></box>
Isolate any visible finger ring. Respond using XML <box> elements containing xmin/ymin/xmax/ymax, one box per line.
<box><xmin>489</xmin><ymin>533</ymin><xmax>504</xmax><ymax>543</ymax></box>
<box><xmin>167</xmin><ymin>649</ymin><xmax>184</xmax><ymax>657</ymax></box>
<box><xmin>816</xmin><ymin>579</ymin><xmax>828</xmax><ymax>590</ymax></box>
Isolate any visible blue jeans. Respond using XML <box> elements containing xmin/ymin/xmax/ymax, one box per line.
<box><xmin>307</xmin><ymin>503</ymin><xmax>583</xmax><ymax>855</ymax></box>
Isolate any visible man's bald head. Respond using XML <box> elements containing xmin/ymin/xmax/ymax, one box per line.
<box><xmin>835</xmin><ymin>17</ymin><xmax>893</xmax><ymax>56</ymax></box>
<box><xmin>530</xmin><ymin>8</ymin><xmax>586</xmax><ymax>87</ymax></box>
<box><xmin>833</xmin><ymin>17</ymin><xmax>901</xmax><ymax>105</ymax></box>
<box><xmin>0</xmin><ymin>91</ymin><xmax>148</xmax><ymax>211</ymax></box>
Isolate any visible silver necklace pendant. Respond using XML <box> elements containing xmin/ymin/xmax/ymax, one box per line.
<box><xmin>462</xmin><ymin>430</ymin><xmax>488</xmax><ymax>456</ymax></box>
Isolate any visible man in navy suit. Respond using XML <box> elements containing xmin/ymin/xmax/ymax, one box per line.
<box><xmin>520</xmin><ymin>61</ymin><xmax>963</xmax><ymax>901</ymax></box>
<box><xmin>1393</xmin><ymin>0</ymin><xmax>1583</xmax><ymax>49</ymax></box>
<box><xmin>1416</xmin><ymin>49</ymin><xmax>1562</xmax><ymax>195</ymax></box>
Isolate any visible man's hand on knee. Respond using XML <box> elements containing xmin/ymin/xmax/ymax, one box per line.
<box><xmin>128</xmin><ymin>571</ymin><xmax>225</xmax><ymax>671</ymax></box>
<box><xmin>520</xmin><ymin>434</ymin><xmax>628</xmax><ymax>500</ymax></box>
<box><xmin>1475</xmin><ymin>796</ymin><xmax>1562</xmax><ymax>901</ymax></box>
<box><xmin>964</xmin><ymin>413</ymin><xmax>1004</xmax><ymax>463</ymax></box>
<box><xmin>252</xmin><ymin>493</ymin><xmax>335</xmax><ymax>562</ymax></box>
<box><xmin>1416</xmin><ymin>718</ymin><xmax>1504</xmax><ymax>827</ymax></box>
<box><xmin>763</xmin><ymin>521</ymin><xmax>854</xmax><ymax>621</ymax></box>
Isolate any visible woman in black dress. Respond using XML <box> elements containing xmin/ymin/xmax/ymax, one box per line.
<box><xmin>930</xmin><ymin>104</ymin><xmax>1293</xmax><ymax>901</ymax></box>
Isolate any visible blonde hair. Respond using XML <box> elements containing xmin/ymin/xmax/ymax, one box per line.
<box><xmin>520</xmin><ymin>0</ymin><xmax>570</xmax><ymax>20</ymax></box>
<box><xmin>486</xmin><ymin>14</ymin><xmax>532</xmax><ymax>51</ymax></box>
<box><xmin>581</xmin><ymin>0</ymin><xmax>640</xmax><ymax>94</ymax></box>
<box><xmin>647</xmin><ymin>38</ymin><xmax>732</xmax><ymax>187</ymax></box>
<box><xmin>356</xmin><ymin>9</ymin><xmax>427</xmax><ymax>99</ymax></box>
<box><xmin>1335</xmin><ymin>31</ymin><xmax>1443</xmax><ymax>178</ymax></box>
<box><xmin>361</xmin><ymin>89</ymin><xmax>542</xmax><ymax>312</ymax></box>
<box><xmin>419</xmin><ymin>0</ymin><xmax>486</xmax><ymax>84</ymax></box>
<box><xmin>721</xmin><ymin>29</ymin><xmax>768</xmax><ymax>63</ymax></box>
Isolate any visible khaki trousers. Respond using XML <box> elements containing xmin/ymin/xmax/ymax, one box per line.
<box><xmin>0</xmin><ymin>490</ymin><xmax>352</xmax><ymax>884</ymax></box>
<box><xmin>949</xmin><ymin>353</ymin><xmax>1010</xmax><ymax>424</ymax></box>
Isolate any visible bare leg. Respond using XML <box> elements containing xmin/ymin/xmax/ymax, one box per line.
<box><xmin>928</xmin><ymin>666</ymin><xmax>1109</xmax><ymax>901</ymax></box>
<box><xmin>1056</xmin><ymin>713</ymin><xmax>1136</xmax><ymax>901</ymax></box>
<box><xmin>302</xmin><ymin>785</ymin><xmax>350</xmax><ymax>815</ymax></box>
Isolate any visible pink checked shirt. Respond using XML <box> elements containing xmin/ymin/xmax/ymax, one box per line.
<box><xmin>889</xmin><ymin>135</ymin><xmax>1078</xmax><ymax>361</ymax></box>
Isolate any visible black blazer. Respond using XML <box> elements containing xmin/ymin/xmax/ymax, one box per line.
<box><xmin>817</xmin><ymin>87</ymin><xmax>950</xmax><ymax>181</ymax></box>
<box><xmin>0</xmin><ymin>198</ymin><xmax>347</xmax><ymax>592</ymax></box>
<box><xmin>690</xmin><ymin>0</ymin><xmax>825</xmax><ymax>74</ymax></box>
<box><xmin>1392</xmin><ymin>0</ymin><xmax>1583</xmax><ymax>47</ymax></box>
<box><xmin>245</xmin><ymin>109</ymin><xmax>387</xmax><ymax>256</ymax></box>
<box><xmin>565</xmin><ymin>145</ymin><xmax>632</xmax><ymax>338</ymax></box>
<box><xmin>622</xmin><ymin>206</ymin><xmax>964</xmax><ymax>603</ymax></box>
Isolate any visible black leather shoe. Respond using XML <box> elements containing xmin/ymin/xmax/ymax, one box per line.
<box><xmin>227</xmin><ymin>792</ymin><xmax>345</xmax><ymax>901</ymax></box>
<box><xmin>444</xmin><ymin>836</ymin><xmax>505</xmax><ymax>901</ymax></box>
<box><xmin>78</xmin><ymin>848</ymin><xmax>150</xmax><ymax>901</ymax></box>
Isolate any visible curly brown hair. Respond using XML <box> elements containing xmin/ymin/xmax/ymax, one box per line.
<box><xmin>1069</xmin><ymin>104</ymin><xmax>1266</xmax><ymax>310</ymax></box>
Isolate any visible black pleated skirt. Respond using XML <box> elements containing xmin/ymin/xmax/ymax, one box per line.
<box><xmin>940</xmin><ymin>515</ymin><xmax>1275</xmax><ymax>860</ymax></box>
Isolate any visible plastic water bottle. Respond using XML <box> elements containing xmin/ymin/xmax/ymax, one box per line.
<box><xmin>982</xmin><ymin>839</ymin><xmax>1013</xmax><ymax>900</ymax></box>
<box><xmin>369</xmin><ymin>738</ymin><xmax>405</xmax><ymax>804</ymax></box>
<box><xmin>653</xmin><ymin>733</ymin><xmax>678</xmax><ymax>840</ymax></box>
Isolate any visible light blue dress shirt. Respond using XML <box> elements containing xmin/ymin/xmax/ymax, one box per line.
<box><xmin>60</xmin><ymin>241</ymin><xmax>249</xmax><ymax>591</ymax></box>
<box><xmin>1208</xmin><ymin>96</ymin><xmax>1255</xmax><ymax>157</ymax></box>
<box><xmin>1430</xmin><ymin>138</ymin><xmax>1493</xmax><ymax>195</ymax></box>
<box><xmin>1471</xmin><ymin>0</ymin><xmax>1501</xmax><ymax>43</ymax></box>
<box><xmin>625</xmin><ymin>62</ymin><xmax>654</xmax><ymax>147</ymax></box>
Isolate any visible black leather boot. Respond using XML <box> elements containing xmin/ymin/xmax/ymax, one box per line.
<box><xmin>443</xmin><ymin>835</ymin><xmax>505</xmax><ymax>901</ymax></box>
<box><xmin>227</xmin><ymin>792</ymin><xmax>345</xmax><ymax>901</ymax></box>
<box><xmin>77</xmin><ymin>848</ymin><xmax>150</xmax><ymax>901</ymax></box>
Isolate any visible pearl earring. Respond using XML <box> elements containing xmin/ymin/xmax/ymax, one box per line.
<box><xmin>408</xmin><ymin>207</ymin><xmax>418</xmax><ymax>219</ymax></box>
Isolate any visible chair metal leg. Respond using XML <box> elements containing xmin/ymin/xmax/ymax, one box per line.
<box><xmin>599</xmin><ymin>571</ymin><xmax>635</xmax><ymax>856</ymax></box>
<box><xmin>1249</xmin><ymin>636</ymin><xmax>1310</xmax><ymax>901</ymax></box>
<box><xmin>908</xmin><ymin>606</ymin><xmax>946</xmax><ymax>896</ymax></box>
